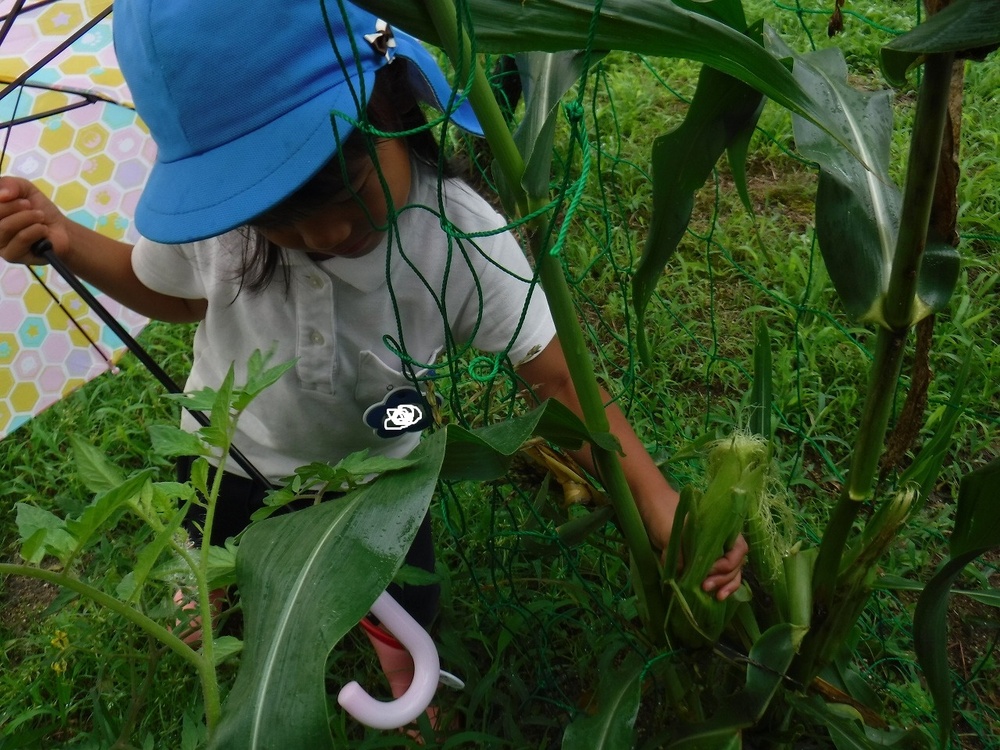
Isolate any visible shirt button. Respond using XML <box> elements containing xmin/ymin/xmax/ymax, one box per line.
<box><xmin>308</xmin><ymin>274</ymin><xmax>324</xmax><ymax>289</ymax></box>
<box><xmin>310</xmin><ymin>330</ymin><xmax>325</xmax><ymax>346</ymax></box>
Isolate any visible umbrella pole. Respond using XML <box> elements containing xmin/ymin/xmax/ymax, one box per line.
<box><xmin>32</xmin><ymin>239</ymin><xmax>273</xmax><ymax>489</ymax></box>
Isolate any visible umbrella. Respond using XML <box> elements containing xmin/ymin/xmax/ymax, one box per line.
<box><xmin>0</xmin><ymin>0</ymin><xmax>152</xmax><ymax>439</ymax></box>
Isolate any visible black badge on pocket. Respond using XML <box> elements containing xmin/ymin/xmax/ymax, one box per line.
<box><xmin>363</xmin><ymin>388</ymin><xmax>434</xmax><ymax>438</ymax></box>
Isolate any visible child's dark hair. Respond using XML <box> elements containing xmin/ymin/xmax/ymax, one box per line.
<box><xmin>238</xmin><ymin>59</ymin><xmax>443</xmax><ymax>293</ymax></box>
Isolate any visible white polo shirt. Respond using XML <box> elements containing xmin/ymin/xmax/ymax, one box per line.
<box><xmin>132</xmin><ymin>162</ymin><xmax>556</xmax><ymax>481</ymax></box>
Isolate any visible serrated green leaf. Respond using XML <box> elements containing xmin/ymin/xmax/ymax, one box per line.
<box><xmin>71</xmin><ymin>436</ymin><xmax>125</xmax><ymax>494</ymax></box>
<box><xmin>65</xmin><ymin>471</ymin><xmax>155</xmax><ymax>564</ymax></box>
<box><xmin>149</xmin><ymin>425</ymin><xmax>210</xmax><ymax>458</ymax></box>
<box><xmin>15</xmin><ymin>503</ymin><xmax>75</xmax><ymax>564</ymax></box>
<box><xmin>881</xmin><ymin>0</ymin><xmax>1000</xmax><ymax>86</ymax></box>
<box><xmin>118</xmin><ymin>501</ymin><xmax>191</xmax><ymax>602</ymax></box>
<box><xmin>234</xmin><ymin>355</ymin><xmax>297</xmax><ymax>411</ymax></box>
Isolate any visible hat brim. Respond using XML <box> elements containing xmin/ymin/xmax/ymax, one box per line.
<box><xmin>135</xmin><ymin>33</ymin><xmax>482</xmax><ymax>245</ymax></box>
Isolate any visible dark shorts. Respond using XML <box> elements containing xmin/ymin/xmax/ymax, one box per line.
<box><xmin>177</xmin><ymin>457</ymin><xmax>440</xmax><ymax>627</ymax></box>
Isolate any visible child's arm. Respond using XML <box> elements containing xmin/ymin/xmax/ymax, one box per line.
<box><xmin>0</xmin><ymin>177</ymin><xmax>206</xmax><ymax>323</ymax></box>
<box><xmin>516</xmin><ymin>337</ymin><xmax>747</xmax><ymax>601</ymax></box>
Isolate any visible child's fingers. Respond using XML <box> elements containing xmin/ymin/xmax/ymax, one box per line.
<box><xmin>710</xmin><ymin>570</ymin><xmax>744</xmax><ymax>601</ymax></box>
<box><xmin>700</xmin><ymin>534</ymin><xmax>749</xmax><ymax>599</ymax></box>
<box><xmin>0</xmin><ymin>208</ymin><xmax>50</xmax><ymax>264</ymax></box>
<box><xmin>0</xmin><ymin>176</ymin><xmax>29</xmax><ymax>203</ymax></box>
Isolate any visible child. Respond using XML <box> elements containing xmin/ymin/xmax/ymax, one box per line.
<box><xmin>0</xmin><ymin>0</ymin><xmax>746</xmax><ymax>723</ymax></box>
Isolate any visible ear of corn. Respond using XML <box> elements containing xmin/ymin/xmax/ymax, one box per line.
<box><xmin>665</xmin><ymin>433</ymin><xmax>768</xmax><ymax>648</ymax></box>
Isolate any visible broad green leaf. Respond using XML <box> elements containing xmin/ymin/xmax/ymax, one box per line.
<box><xmin>778</xmin><ymin>36</ymin><xmax>961</xmax><ymax>327</ymax></box>
<box><xmin>353</xmin><ymin>0</ymin><xmax>843</xmax><ymax>140</ymax></box>
<box><xmin>741</xmin><ymin>623</ymin><xmax>798</xmax><ymax>722</ymax></box>
<box><xmin>914</xmin><ymin>458</ymin><xmax>1000</xmax><ymax>749</ymax></box>
<box><xmin>212</xmin><ymin>636</ymin><xmax>244</xmax><ymax>666</ymax></box>
<box><xmin>881</xmin><ymin>0</ymin><xmax>1000</xmax><ymax>86</ymax></box>
<box><xmin>950</xmin><ymin>457</ymin><xmax>1000</xmax><ymax>557</ymax></box>
<box><xmin>669</xmin><ymin>726</ymin><xmax>742</xmax><ymax>750</ymax></box>
<box><xmin>793</xmin><ymin>694</ymin><xmax>928</xmax><ymax>749</ymax></box>
<box><xmin>440</xmin><ymin>398</ymin><xmax>590</xmax><ymax>481</ymax></box>
<box><xmin>667</xmin><ymin>624</ymin><xmax>797</xmax><ymax>748</ymax></box>
<box><xmin>672</xmin><ymin>0</ymin><xmax>747</xmax><ymax>30</ymax></box>
<box><xmin>71</xmin><ymin>436</ymin><xmax>125</xmax><ymax>494</ymax></box>
<box><xmin>207</xmin><ymin>432</ymin><xmax>446</xmax><ymax>750</ymax></box>
<box><xmin>510</xmin><ymin>50</ymin><xmax>597</xmax><ymax>202</ymax></box>
<box><xmin>15</xmin><ymin>503</ymin><xmax>75</xmax><ymax>565</ymax></box>
<box><xmin>633</xmin><ymin>40</ymin><xmax>764</xmax><ymax>363</ymax></box>
<box><xmin>561</xmin><ymin>653</ymin><xmax>643</xmax><ymax>750</ymax></box>
<box><xmin>776</xmin><ymin>38</ymin><xmax>900</xmax><ymax>326</ymax></box>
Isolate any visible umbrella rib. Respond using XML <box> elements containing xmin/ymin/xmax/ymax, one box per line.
<box><xmin>0</xmin><ymin>79</ymin><xmax>127</xmax><ymax>107</ymax></box>
<box><xmin>0</xmin><ymin>0</ymin><xmax>62</xmax><ymax>25</ymax></box>
<box><xmin>29</xmin><ymin>265</ymin><xmax>116</xmax><ymax>369</ymax></box>
<box><xmin>0</xmin><ymin>0</ymin><xmax>33</xmax><ymax>47</ymax></box>
<box><xmin>0</xmin><ymin>4</ymin><xmax>113</xmax><ymax>102</ymax></box>
<box><xmin>0</xmin><ymin>96</ymin><xmax>104</xmax><ymax>128</ymax></box>
<box><xmin>34</xmin><ymin>240</ymin><xmax>273</xmax><ymax>490</ymax></box>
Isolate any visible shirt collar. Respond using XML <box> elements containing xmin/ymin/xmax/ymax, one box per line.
<box><xmin>313</xmin><ymin>237</ymin><xmax>390</xmax><ymax>293</ymax></box>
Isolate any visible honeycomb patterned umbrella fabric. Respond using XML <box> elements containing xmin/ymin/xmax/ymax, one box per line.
<box><xmin>0</xmin><ymin>0</ymin><xmax>153</xmax><ymax>439</ymax></box>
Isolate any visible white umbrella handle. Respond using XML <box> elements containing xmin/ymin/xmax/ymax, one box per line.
<box><xmin>337</xmin><ymin>591</ymin><xmax>440</xmax><ymax>730</ymax></box>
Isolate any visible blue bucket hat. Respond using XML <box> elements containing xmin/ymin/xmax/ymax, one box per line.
<box><xmin>113</xmin><ymin>0</ymin><xmax>482</xmax><ymax>244</ymax></box>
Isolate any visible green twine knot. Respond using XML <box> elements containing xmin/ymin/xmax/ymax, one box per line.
<box><xmin>468</xmin><ymin>355</ymin><xmax>501</xmax><ymax>383</ymax></box>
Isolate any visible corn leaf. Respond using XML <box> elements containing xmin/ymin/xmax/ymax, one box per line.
<box><xmin>913</xmin><ymin>458</ymin><xmax>1000</xmax><ymax>749</ymax></box>
<box><xmin>440</xmin><ymin>398</ymin><xmax>592</xmax><ymax>480</ymax></box>
<box><xmin>207</xmin><ymin>432</ymin><xmax>447</xmax><ymax>750</ymax></box>
<box><xmin>561</xmin><ymin>652</ymin><xmax>643</xmax><ymax>750</ymax></box>
<box><xmin>881</xmin><ymin>0</ymin><xmax>1000</xmax><ymax>86</ymax></box>
<box><xmin>633</xmin><ymin>56</ymin><xmax>764</xmax><ymax>363</ymax></box>
<box><xmin>352</xmin><ymin>0</ymin><xmax>847</xmax><ymax>141</ymax></box>
<box><xmin>509</xmin><ymin>50</ymin><xmax>597</xmax><ymax>203</ymax></box>
<box><xmin>774</xmin><ymin>37</ymin><xmax>900</xmax><ymax>325</ymax></box>
<box><xmin>793</xmin><ymin>694</ymin><xmax>929</xmax><ymax>749</ymax></box>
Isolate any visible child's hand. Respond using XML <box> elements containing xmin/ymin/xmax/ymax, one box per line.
<box><xmin>701</xmin><ymin>533</ymin><xmax>748</xmax><ymax>601</ymax></box>
<box><xmin>642</xmin><ymin>495</ymin><xmax>748</xmax><ymax>602</ymax></box>
<box><xmin>0</xmin><ymin>176</ymin><xmax>71</xmax><ymax>264</ymax></box>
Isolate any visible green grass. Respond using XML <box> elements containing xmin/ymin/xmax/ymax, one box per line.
<box><xmin>2</xmin><ymin>1</ymin><xmax>999</xmax><ymax>747</ymax></box>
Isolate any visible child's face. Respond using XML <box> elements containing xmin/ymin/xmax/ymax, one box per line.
<box><xmin>253</xmin><ymin>138</ymin><xmax>411</xmax><ymax>260</ymax></box>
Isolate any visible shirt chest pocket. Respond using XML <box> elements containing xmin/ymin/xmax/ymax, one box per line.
<box><xmin>355</xmin><ymin>350</ymin><xmax>436</xmax><ymax>439</ymax></box>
